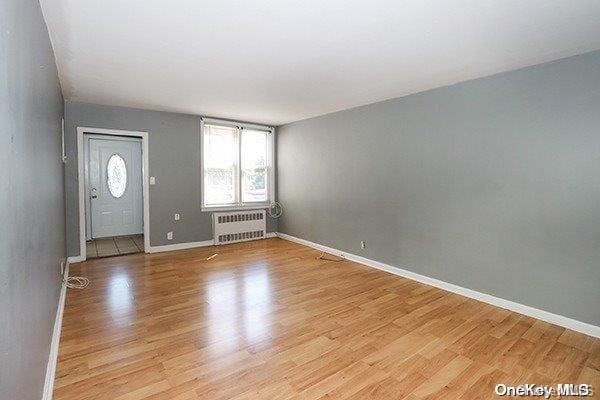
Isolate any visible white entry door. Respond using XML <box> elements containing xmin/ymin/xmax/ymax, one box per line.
<box><xmin>88</xmin><ymin>136</ymin><xmax>143</xmax><ymax>238</ymax></box>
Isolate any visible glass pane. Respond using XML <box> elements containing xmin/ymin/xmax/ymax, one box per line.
<box><xmin>107</xmin><ymin>154</ymin><xmax>127</xmax><ymax>198</ymax></box>
<box><xmin>204</xmin><ymin>125</ymin><xmax>237</xmax><ymax>205</ymax></box>
<box><xmin>241</xmin><ymin>130</ymin><xmax>268</xmax><ymax>202</ymax></box>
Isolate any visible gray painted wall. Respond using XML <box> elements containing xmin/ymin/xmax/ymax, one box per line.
<box><xmin>278</xmin><ymin>51</ymin><xmax>600</xmax><ymax>326</ymax></box>
<box><xmin>0</xmin><ymin>0</ymin><xmax>65</xmax><ymax>399</ymax></box>
<box><xmin>64</xmin><ymin>101</ymin><xmax>277</xmax><ymax>256</ymax></box>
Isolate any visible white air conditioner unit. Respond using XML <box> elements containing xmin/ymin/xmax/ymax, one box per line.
<box><xmin>212</xmin><ymin>210</ymin><xmax>267</xmax><ymax>245</ymax></box>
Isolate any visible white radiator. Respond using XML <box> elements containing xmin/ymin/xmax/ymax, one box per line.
<box><xmin>212</xmin><ymin>210</ymin><xmax>266</xmax><ymax>245</ymax></box>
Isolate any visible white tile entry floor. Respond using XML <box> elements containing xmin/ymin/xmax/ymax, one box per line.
<box><xmin>86</xmin><ymin>234</ymin><xmax>144</xmax><ymax>258</ymax></box>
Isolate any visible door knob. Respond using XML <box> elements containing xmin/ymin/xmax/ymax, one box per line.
<box><xmin>91</xmin><ymin>187</ymin><xmax>98</xmax><ymax>199</ymax></box>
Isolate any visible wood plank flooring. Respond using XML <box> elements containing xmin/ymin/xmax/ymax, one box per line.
<box><xmin>55</xmin><ymin>238</ymin><xmax>599</xmax><ymax>399</ymax></box>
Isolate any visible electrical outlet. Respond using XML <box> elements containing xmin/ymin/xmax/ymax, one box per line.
<box><xmin>167</xmin><ymin>231</ymin><xmax>173</xmax><ymax>240</ymax></box>
<box><xmin>174</xmin><ymin>213</ymin><xmax>180</xmax><ymax>221</ymax></box>
<box><xmin>149</xmin><ymin>176</ymin><xmax>156</xmax><ymax>185</ymax></box>
<box><xmin>360</xmin><ymin>241</ymin><xmax>366</xmax><ymax>249</ymax></box>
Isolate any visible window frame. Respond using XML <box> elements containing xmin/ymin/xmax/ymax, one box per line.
<box><xmin>201</xmin><ymin>118</ymin><xmax>274</xmax><ymax>211</ymax></box>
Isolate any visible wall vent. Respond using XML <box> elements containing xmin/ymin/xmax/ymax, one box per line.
<box><xmin>213</xmin><ymin>210</ymin><xmax>267</xmax><ymax>245</ymax></box>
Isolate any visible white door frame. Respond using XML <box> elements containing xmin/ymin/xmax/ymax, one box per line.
<box><xmin>77</xmin><ymin>127</ymin><xmax>150</xmax><ymax>261</ymax></box>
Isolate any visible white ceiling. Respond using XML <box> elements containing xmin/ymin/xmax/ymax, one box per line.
<box><xmin>40</xmin><ymin>0</ymin><xmax>600</xmax><ymax>125</ymax></box>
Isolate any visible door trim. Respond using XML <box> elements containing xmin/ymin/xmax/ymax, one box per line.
<box><xmin>77</xmin><ymin>127</ymin><xmax>150</xmax><ymax>260</ymax></box>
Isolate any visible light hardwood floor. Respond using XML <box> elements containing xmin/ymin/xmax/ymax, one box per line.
<box><xmin>55</xmin><ymin>238</ymin><xmax>599</xmax><ymax>399</ymax></box>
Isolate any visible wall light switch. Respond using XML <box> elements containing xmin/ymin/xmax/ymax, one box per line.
<box><xmin>167</xmin><ymin>231</ymin><xmax>173</xmax><ymax>240</ymax></box>
<box><xmin>174</xmin><ymin>213</ymin><xmax>180</xmax><ymax>221</ymax></box>
<box><xmin>149</xmin><ymin>176</ymin><xmax>156</xmax><ymax>185</ymax></box>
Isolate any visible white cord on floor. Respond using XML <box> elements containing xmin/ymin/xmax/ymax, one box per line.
<box><xmin>64</xmin><ymin>276</ymin><xmax>90</xmax><ymax>289</ymax></box>
<box><xmin>317</xmin><ymin>251</ymin><xmax>345</xmax><ymax>262</ymax></box>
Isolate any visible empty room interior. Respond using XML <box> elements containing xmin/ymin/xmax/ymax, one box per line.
<box><xmin>3</xmin><ymin>1</ymin><xmax>600</xmax><ymax>399</ymax></box>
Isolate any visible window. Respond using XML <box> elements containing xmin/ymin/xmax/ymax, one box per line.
<box><xmin>202</xmin><ymin>120</ymin><xmax>273</xmax><ymax>209</ymax></box>
<box><xmin>107</xmin><ymin>154</ymin><xmax>127</xmax><ymax>198</ymax></box>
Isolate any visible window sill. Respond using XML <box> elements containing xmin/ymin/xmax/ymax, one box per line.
<box><xmin>201</xmin><ymin>204</ymin><xmax>271</xmax><ymax>212</ymax></box>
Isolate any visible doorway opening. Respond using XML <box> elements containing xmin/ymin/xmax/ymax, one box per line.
<box><xmin>86</xmin><ymin>235</ymin><xmax>145</xmax><ymax>258</ymax></box>
<box><xmin>84</xmin><ymin>134</ymin><xmax>143</xmax><ymax>259</ymax></box>
<box><xmin>77</xmin><ymin>127</ymin><xmax>150</xmax><ymax>261</ymax></box>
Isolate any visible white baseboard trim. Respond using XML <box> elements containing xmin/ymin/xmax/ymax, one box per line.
<box><xmin>276</xmin><ymin>232</ymin><xmax>600</xmax><ymax>338</ymax></box>
<box><xmin>70</xmin><ymin>233</ymin><xmax>278</xmax><ymax>259</ymax></box>
<box><xmin>42</xmin><ymin>261</ymin><xmax>70</xmax><ymax>400</ymax></box>
<box><xmin>147</xmin><ymin>233</ymin><xmax>278</xmax><ymax>253</ymax></box>
<box><xmin>147</xmin><ymin>240</ymin><xmax>214</xmax><ymax>253</ymax></box>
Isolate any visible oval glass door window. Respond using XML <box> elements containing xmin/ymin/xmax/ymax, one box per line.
<box><xmin>107</xmin><ymin>154</ymin><xmax>127</xmax><ymax>198</ymax></box>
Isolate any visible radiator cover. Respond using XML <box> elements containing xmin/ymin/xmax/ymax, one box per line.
<box><xmin>212</xmin><ymin>210</ymin><xmax>267</xmax><ymax>245</ymax></box>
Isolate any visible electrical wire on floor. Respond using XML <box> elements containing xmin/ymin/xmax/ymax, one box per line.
<box><xmin>64</xmin><ymin>276</ymin><xmax>90</xmax><ymax>289</ymax></box>
<box><xmin>317</xmin><ymin>251</ymin><xmax>345</xmax><ymax>262</ymax></box>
